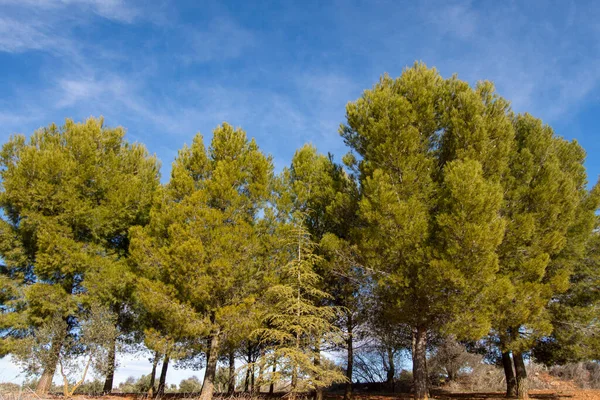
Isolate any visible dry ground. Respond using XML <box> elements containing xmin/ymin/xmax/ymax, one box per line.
<box><xmin>327</xmin><ymin>391</ymin><xmax>600</xmax><ymax>399</ymax></box>
<box><xmin>3</xmin><ymin>392</ymin><xmax>600</xmax><ymax>400</ymax></box>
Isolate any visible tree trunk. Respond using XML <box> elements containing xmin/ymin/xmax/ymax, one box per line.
<box><xmin>291</xmin><ymin>365</ymin><xmax>298</xmax><ymax>393</ymax></box>
<box><xmin>228</xmin><ymin>351</ymin><xmax>236</xmax><ymax>395</ymax></box>
<box><xmin>269</xmin><ymin>361</ymin><xmax>276</xmax><ymax>394</ymax></box>
<box><xmin>36</xmin><ymin>336</ymin><xmax>63</xmax><ymax>395</ymax></box>
<box><xmin>513</xmin><ymin>351</ymin><xmax>529</xmax><ymax>400</ymax></box>
<box><xmin>344</xmin><ymin>314</ymin><xmax>353</xmax><ymax>400</ymax></box>
<box><xmin>200</xmin><ymin>333</ymin><xmax>221</xmax><ymax>400</ymax></box>
<box><xmin>103</xmin><ymin>337</ymin><xmax>117</xmax><ymax>394</ymax></box>
<box><xmin>61</xmin><ymin>355</ymin><xmax>92</xmax><ymax>397</ymax></box>
<box><xmin>148</xmin><ymin>351</ymin><xmax>160</xmax><ymax>396</ymax></box>
<box><xmin>316</xmin><ymin>387</ymin><xmax>324</xmax><ymax>400</ymax></box>
<box><xmin>245</xmin><ymin>344</ymin><xmax>251</xmax><ymax>392</ymax></box>
<box><xmin>156</xmin><ymin>353</ymin><xmax>170</xmax><ymax>397</ymax></box>
<box><xmin>502</xmin><ymin>351</ymin><xmax>517</xmax><ymax>397</ymax></box>
<box><xmin>412</xmin><ymin>326</ymin><xmax>429</xmax><ymax>400</ymax></box>
<box><xmin>245</xmin><ymin>366</ymin><xmax>250</xmax><ymax>392</ymax></box>
<box><xmin>255</xmin><ymin>350</ymin><xmax>264</xmax><ymax>395</ymax></box>
<box><xmin>314</xmin><ymin>342</ymin><xmax>323</xmax><ymax>400</ymax></box>
<box><xmin>386</xmin><ymin>347</ymin><xmax>395</xmax><ymax>392</ymax></box>
<box><xmin>36</xmin><ymin>366</ymin><xmax>57</xmax><ymax>395</ymax></box>
<box><xmin>251</xmin><ymin>363</ymin><xmax>255</xmax><ymax>393</ymax></box>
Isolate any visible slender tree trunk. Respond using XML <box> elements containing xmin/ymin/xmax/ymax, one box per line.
<box><xmin>291</xmin><ymin>364</ymin><xmax>298</xmax><ymax>393</ymax></box>
<box><xmin>103</xmin><ymin>337</ymin><xmax>117</xmax><ymax>394</ymax></box>
<box><xmin>269</xmin><ymin>361</ymin><xmax>276</xmax><ymax>394</ymax></box>
<box><xmin>245</xmin><ymin>344</ymin><xmax>251</xmax><ymax>392</ymax></box>
<box><xmin>200</xmin><ymin>333</ymin><xmax>221</xmax><ymax>400</ymax></box>
<box><xmin>228</xmin><ymin>351</ymin><xmax>236</xmax><ymax>395</ymax></box>
<box><xmin>387</xmin><ymin>347</ymin><xmax>396</xmax><ymax>393</ymax></box>
<box><xmin>245</xmin><ymin>366</ymin><xmax>250</xmax><ymax>392</ymax></box>
<box><xmin>251</xmin><ymin>363</ymin><xmax>255</xmax><ymax>393</ymax></box>
<box><xmin>156</xmin><ymin>353</ymin><xmax>170</xmax><ymax>397</ymax></box>
<box><xmin>61</xmin><ymin>355</ymin><xmax>92</xmax><ymax>397</ymax></box>
<box><xmin>36</xmin><ymin>336</ymin><xmax>64</xmax><ymax>395</ymax></box>
<box><xmin>314</xmin><ymin>341</ymin><xmax>323</xmax><ymax>400</ymax></box>
<box><xmin>148</xmin><ymin>351</ymin><xmax>160</xmax><ymax>396</ymax></box>
<box><xmin>502</xmin><ymin>351</ymin><xmax>517</xmax><ymax>397</ymax></box>
<box><xmin>412</xmin><ymin>326</ymin><xmax>429</xmax><ymax>400</ymax></box>
<box><xmin>255</xmin><ymin>350</ymin><xmax>265</xmax><ymax>395</ymax></box>
<box><xmin>513</xmin><ymin>351</ymin><xmax>529</xmax><ymax>400</ymax></box>
<box><xmin>291</xmin><ymin>366</ymin><xmax>298</xmax><ymax>400</ymax></box>
<box><xmin>289</xmin><ymin>238</ymin><xmax>301</xmax><ymax>400</ymax></box>
<box><xmin>344</xmin><ymin>314</ymin><xmax>353</xmax><ymax>400</ymax></box>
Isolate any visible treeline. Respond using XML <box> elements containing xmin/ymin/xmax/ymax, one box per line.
<box><xmin>0</xmin><ymin>63</ymin><xmax>598</xmax><ymax>400</ymax></box>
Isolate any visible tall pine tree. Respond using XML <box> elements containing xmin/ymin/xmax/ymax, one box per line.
<box><xmin>130</xmin><ymin>123</ymin><xmax>272</xmax><ymax>400</ymax></box>
<box><xmin>341</xmin><ymin>63</ymin><xmax>512</xmax><ymax>399</ymax></box>
<box><xmin>493</xmin><ymin>116</ymin><xmax>597</xmax><ymax>398</ymax></box>
<box><xmin>0</xmin><ymin>118</ymin><xmax>159</xmax><ymax>394</ymax></box>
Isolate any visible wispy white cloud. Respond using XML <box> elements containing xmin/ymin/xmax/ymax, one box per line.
<box><xmin>0</xmin><ymin>0</ymin><xmax>140</xmax><ymax>23</ymax></box>
<box><xmin>424</xmin><ymin>1</ymin><xmax>479</xmax><ymax>40</ymax></box>
<box><xmin>56</xmin><ymin>76</ymin><xmax>133</xmax><ymax>108</ymax></box>
<box><xmin>67</xmin><ymin>0</ymin><xmax>140</xmax><ymax>23</ymax></box>
<box><xmin>180</xmin><ymin>17</ymin><xmax>257</xmax><ymax>64</ymax></box>
<box><xmin>0</xmin><ymin>15</ymin><xmax>72</xmax><ymax>54</ymax></box>
<box><xmin>0</xmin><ymin>0</ymin><xmax>144</xmax><ymax>57</ymax></box>
<box><xmin>415</xmin><ymin>0</ymin><xmax>600</xmax><ymax>122</ymax></box>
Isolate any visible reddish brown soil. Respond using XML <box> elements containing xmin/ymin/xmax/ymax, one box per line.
<box><xmin>332</xmin><ymin>391</ymin><xmax>600</xmax><ymax>399</ymax></box>
<box><xmin>9</xmin><ymin>391</ymin><xmax>600</xmax><ymax>400</ymax></box>
<box><xmin>324</xmin><ymin>391</ymin><xmax>600</xmax><ymax>399</ymax></box>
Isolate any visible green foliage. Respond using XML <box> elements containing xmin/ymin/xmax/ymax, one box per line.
<box><xmin>130</xmin><ymin>123</ymin><xmax>273</xmax><ymax>397</ymax></box>
<box><xmin>533</xmin><ymin>210</ymin><xmax>600</xmax><ymax>364</ymax></box>
<box><xmin>284</xmin><ymin>144</ymin><xmax>365</xmax><ymax>400</ymax></box>
<box><xmin>118</xmin><ymin>374</ymin><xmax>154</xmax><ymax>393</ymax></box>
<box><xmin>431</xmin><ymin>159</ymin><xmax>505</xmax><ymax>338</ymax></box>
<box><xmin>12</xmin><ymin>302</ymin><xmax>118</xmax><ymax>396</ymax></box>
<box><xmin>341</xmin><ymin>63</ymin><xmax>597</xmax><ymax>398</ymax></box>
<box><xmin>0</xmin><ymin>117</ymin><xmax>159</xmax><ymax>385</ymax></box>
<box><xmin>257</xmin><ymin>222</ymin><xmax>346</xmax><ymax>392</ymax></box>
<box><xmin>72</xmin><ymin>378</ymin><xmax>105</xmax><ymax>395</ymax></box>
<box><xmin>252</xmin><ymin>145</ymin><xmax>355</xmax><ymax>394</ymax></box>
<box><xmin>179</xmin><ymin>375</ymin><xmax>203</xmax><ymax>393</ymax></box>
<box><xmin>214</xmin><ymin>367</ymin><xmax>232</xmax><ymax>392</ymax></box>
<box><xmin>494</xmin><ymin>114</ymin><xmax>593</xmax><ymax>352</ymax></box>
<box><xmin>341</xmin><ymin>62</ymin><xmax>509</xmax><ymax>339</ymax></box>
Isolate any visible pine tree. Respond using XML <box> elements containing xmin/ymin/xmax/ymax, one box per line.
<box><xmin>493</xmin><ymin>114</ymin><xmax>594</xmax><ymax>399</ymax></box>
<box><xmin>257</xmin><ymin>220</ymin><xmax>345</xmax><ymax>399</ymax></box>
<box><xmin>544</xmin><ymin>218</ymin><xmax>600</xmax><ymax>362</ymax></box>
<box><xmin>340</xmin><ymin>63</ymin><xmax>513</xmax><ymax>399</ymax></box>
<box><xmin>130</xmin><ymin>123</ymin><xmax>273</xmax><ymax>400</ymax></box>
<box><xmin>0</xmin><ymin>118</ymin><xmax>159</xmax><ymax>395</ymax></box>
<box><xmin>286</xmin><ymin>144</ymin><xmax>364</xmax><ymax>399</ymax></box>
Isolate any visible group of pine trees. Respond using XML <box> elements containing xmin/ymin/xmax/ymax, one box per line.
<box><xmin>0</xmin><ymin>63</ymin><xmax>598</xmax><ymax>400</ymax></box>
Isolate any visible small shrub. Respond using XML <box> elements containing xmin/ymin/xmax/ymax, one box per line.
<box><xmin>73</xmin><ymin>378</ymin><xmax>105</xmax><ymax>395</ymax></box>
<box><xmin>179</xmin><ymin>376</ymin><xmax>202</xmax><ymax>393</ymax></box>
<box><xmin>0</xmin><ymin>383</ymin><xmax>21</xmax><ymax>392</ymax></box>
<box><xmin>550</xmin><ymin>362</ymin><xmax>600</xmax><ymax>389</ymax></box>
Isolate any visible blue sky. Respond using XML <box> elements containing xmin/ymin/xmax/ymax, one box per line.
<box><xmin>1</xmin><ymin>0</ymin><xmax>599</xmax><ymax>386</ymax></box>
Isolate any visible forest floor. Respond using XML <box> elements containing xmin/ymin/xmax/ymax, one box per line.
<box><xmin>325</xmin><ymin>390</ymin><xmax>600</xmax><ymax>399</ymax></box>
<box><xmin>4</xmin><ymin>391</ymin><xmax>600</xmax><ymax>400</ymax></box>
